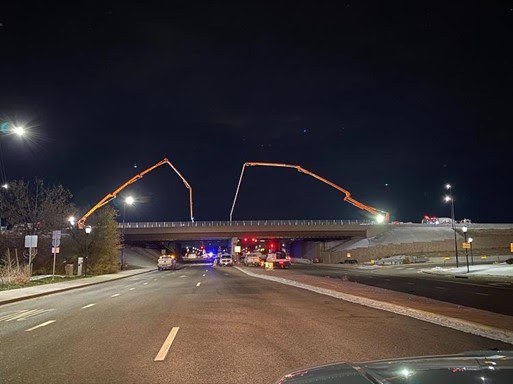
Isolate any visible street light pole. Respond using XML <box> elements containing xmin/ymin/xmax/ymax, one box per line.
<box><xmin>120</xmin><ymin>196</ymin><xmax>135</xmax><ymax>271</ymax></box>
<box><xmin>469</xmin><ymin>237</ymin><xmax>474</xmax><ymax>266</ymax></box>
<box><xmin>121</xmin><ymin>203</ymin><xmax>126</xmax><ymax>270</ymax></box>
<box><xmin>444</xmin><ymin>184</ymin><xmax>458</xmax><ymax>268</ymax></box>
<box><xmin>463</xmin><ymin>225</ymin><xmax>469</xmax><ymax>273</ymax></box>
<box><xmin>451</xmin><ymin>197</ymin><xmax>459</xmax><ymax>268</ymax></box>
<box><xmin>84</xmin><ymin>225</ymin><xmax>92</xmax><ymax>277</ymax></box>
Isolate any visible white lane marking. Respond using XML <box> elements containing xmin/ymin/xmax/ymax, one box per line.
<box><xmin>435</xmin><ymin>286</ymin><xmax>447</xmax><ymax>290</ymax></box>
<box><xmin>111</xmin><ymin>294</ymin><xmax>120</xmax><ymax>297</ymax></box>
<box><xmin>154</xmin><ymin>327</ymin><xmax>180</xmax><ymax>361</ymax></box>
<box><xmin>407</xmin><ymin>282</ymin><xmax>415</xmax><ymax>285</ymax></box>
<box><xmin>196</xmin><ymin>282</ymin><xmax>201</xmax><ymax>287</ymax></box>
<box><xmin>1</xmin><ymin>309</ymin><xmax>53</xmax><ymax>322</ymax></box>
<box><xmin>5</xmin><ymin>309</ymin><xmax>41</xmax><ymax>322</ymax></box>
<box><xmin>202</xmin><ymin>274</ymin><xmax>206</xmax><ymax>277</ymax></box>
<box><xmin>475</xmin><ymin>292</ymin><xmax>489</xmax><ymax>296</ymax></box>
<box><xmin>129</xmin><ymin>288</ymin><xmax>135</xmax><ymax>291</ymax></box>
<box><xmin>81</xmin><ymin>304</ymin><xmax>96</xmax><ymax>309</ymax></box>
<box><xmin>489</xmin><ymin>283</ymin><xmax>512</xmax><ymax>287</ymax></box>
<box><xmin>179</xmin><ymin>275</ymin><xmax>187</xmax><ymax>278</ymax></box>
<box><xmin>205</xmin><ymin>269</ymin><xmax>209</xmax><ymax>272</ymax></box>
<box><xmin>25</xmin><ymin>320</ymin><xmax>56</xmax><ymax>332</ymax></box>
<box><xmin>15</xmin><ymin>309</ymin><xmax>51</xmax><ymax>321</ymax></box>
<box><xmin>154</xmin><ymin>278</ymin><xmax>158</xmax><ymax>281</ymax></box>
<box><xmin>143</xmin><ymin>282</ymin><xmax>149</xmax><ymax>285</ymax></box>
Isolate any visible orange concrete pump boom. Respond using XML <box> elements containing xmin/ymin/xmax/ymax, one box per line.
<box><xmin>77</xmin><ymin>158</ymin><xmax>193</xmax><ymax>228</ymax></box>
<box><xmin>229</xmin><ymin>162</ymin><xmax>389</xmax><ymax>223</ymax></box>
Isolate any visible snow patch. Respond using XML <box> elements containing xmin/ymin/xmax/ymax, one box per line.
<box><xmin>423</xmin><ymin>264</ymin><xmax>513</xmax><ymax>278</ymax></box>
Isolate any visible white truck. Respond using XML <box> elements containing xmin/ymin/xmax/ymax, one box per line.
<box><xmin>157</xmin><ymin>255</ymin><xmax>177</xmax><ymax>271</ymax></box>
<box><xmin>266</xmin><ymin>252</ymin><xmax>291</xmax><ymax>269</ymax></box>
<box><xmin>244</xmin><ymin>252</ymin><xmax>263</xmax><ymax>267</ymax></box>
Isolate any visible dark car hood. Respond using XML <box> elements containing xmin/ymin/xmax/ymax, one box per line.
<box><xmin>275</xmin><ymin>350</ymin><xmax>513</xmax><ymax>384</ymax></box>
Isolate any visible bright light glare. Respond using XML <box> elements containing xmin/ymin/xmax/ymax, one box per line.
<box><xmin>1</xmin><ymin>183</ymin><xmax>8</xmax><ymax>189</ymax></box>
<box><xmin>462</xmin><ymin>226</ymin><xmax>468</xmax><ymax>233</ymax></box>
<box><xmin>445</xmin><ymin>183</ymin><xmax>451</xmax><ymax>190</ymax></box>
<box><xmin>85</xmin><ymin>225</ymin><xmax>92</xmax><ymax>234</ymax></box>
<box><xmin>68</xmin><ymin>216</ymin><xmax>76</xmax><ymax>225</ymax></box>
<box><xmin>376</xmin><ymin>214</ymin><xmax>385</xmax><ymax>224</ymax></box>
<box><xmin>13</xmin><ymin>126</ymin><xmax>25</xmax><ymax>136</ymax></box>
<box><xmin>125</xmin><ymin>196</ymin><xmax>135</xmax><ymax>205</ymax></box>
<box><xmin>444</xmin><ymin>195</ymin><xmax>452</xmax><ymax>202</ymax></box>
<box><xmin>399</xmin><ymin>368</ymin><xmax>414</xmax><ymax>378</ymax></box>
<box><xmin>468</xmin><ymin>237</ymin><xmax>473</xmax><ymax>243</ymax></box>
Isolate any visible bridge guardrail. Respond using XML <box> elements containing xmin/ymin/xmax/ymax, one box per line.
<box><xmin>120</xmin><ymin>219</ymin><xmax>373</xmax><ymax>229</ymax></box>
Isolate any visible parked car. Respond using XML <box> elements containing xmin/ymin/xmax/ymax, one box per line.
<box><xmin>340</xmin><ymin>259</ymin><xmax>358</xmax><ymax>264</ymax></box>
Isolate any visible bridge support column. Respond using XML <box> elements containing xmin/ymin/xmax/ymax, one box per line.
<box><xmin>290</xmin><ymin>240</ymin><xmax>322</xmax><ymax>261</ymax></box>
<box><xmin>230</xmin><ymin>237</ymin><xmax>239</xmax><ymax>261</ymax></box>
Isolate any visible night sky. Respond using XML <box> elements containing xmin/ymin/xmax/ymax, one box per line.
<box><xmin>1</xmin><ymin>1</ymin><xmax>512</xmax><ymax>223</ymax></box>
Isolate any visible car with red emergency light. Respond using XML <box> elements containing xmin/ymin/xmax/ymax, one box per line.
<box><xmin>265</xmin><ymin>252</ymin><xmax>291</xmax><ymax>269</ymax></box>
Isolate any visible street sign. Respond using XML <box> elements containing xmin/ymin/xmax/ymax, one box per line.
<box><xmin>462</xmin><ymin>242</ymin><xmax>471</xmax><ymax>249</ymax></box>
<box><xmin>25</xmin><ymin>235</ymin><xmax>38</xmax><ymax>248</ymax></box>
<box><xmin>51</xmin><ymin>247</ymin><xmax>60</xmax><ymax>253</ymax></box>
<box><xmin>52</xmin><ymin>238</ymin><xmax>61</xmax><ymax>247</ymax></box>
<box><xmin>52</xmin><ymin>230</ymin><xmax>62</xmax><ymax>240</ymax></box>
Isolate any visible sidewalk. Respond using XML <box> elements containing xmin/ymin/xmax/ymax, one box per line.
<box><xmin>234</xmin><ymin>265</ymin><xmax>513</xmax><ymax>345</ymax></box>
<box><xmin>0</xmin><ymin>268</ymin><xmax>154</xmax><ymax>306</ymax></box>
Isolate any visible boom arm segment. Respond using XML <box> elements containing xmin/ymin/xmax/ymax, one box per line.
<box><xmin>229</xmin><ymin>162</ymin><xmax>389</xmax><ymax>223</ymax></box>
<box><xmin>77</xmin><ymin>158</ymin><xmax>193</xmax><ymax>228</ymax></box>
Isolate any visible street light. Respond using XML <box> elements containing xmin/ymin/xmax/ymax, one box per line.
<box><xmin>121</xmin><ymin>196</ymin><xmax>135</xmax><ymax>270</ymax></box>
<box><xmin>468</xmin><ymin>237</ymin><xmax>474</xmax><ymax>266</ymax></box>
<box><xmin>1</xmin><ymin>183</ymin><xmax>8</xmax><ymax>189</ymax></box>
<box><xmin>462</xmin><ymin>225</ymin><xmax>469</xmax><ymax>273</ymax></box>
<box><xmin>443</xmin><ymin>188</ymin><xmax>459</xmax><ymax>267</ymax></box>
<box><xmin>68</xmin><ymin>216</ymin><xmax>76</xmax><ymax>226</ymax></box>
<box><xmin>84</xmin><ymin>225</ymin><xmax>92</xmax><ymax>277</ymax></box>
<box><xmin>12</xmin><ymin>126</ymin><xmax>25</xmax><ymax>136</ymax></box>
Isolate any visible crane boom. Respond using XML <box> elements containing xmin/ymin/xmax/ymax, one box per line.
<box><xmin>77</xmin><ymin>158</ymin><xmax>193</xmax><ymax>228</ymax></box>
<box><xmin>229</xmin><ymin>161</ymin><xmax>389</xmax><ymax>223</ymax></box>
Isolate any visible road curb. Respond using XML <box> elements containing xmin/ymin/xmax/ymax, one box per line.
<box><xmin>421</xmin><ymin>270</ymin><xmax>513</xmax><ymax>282</ymax></box>
<box><xmin>0</xmin><ymin>269</ymin><xmax>154</xmax><ymax>306</ymax></box>
<box><xmin>234</xmin><ymin>266</ymin><xmax>513</xmax><ymax>345</ymax></box>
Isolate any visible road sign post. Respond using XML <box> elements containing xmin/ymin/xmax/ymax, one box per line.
<box><xmin>51</xmin><ymin>231</ymin><xmax>62</xmax><ymax>280</ymax></box>
<box><xmin>24</xmin><ymin>235</ymin><xmax>38</xmax><ymax>277</ymax></box>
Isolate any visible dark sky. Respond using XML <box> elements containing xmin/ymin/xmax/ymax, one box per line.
<box><xmin>1</xmin><ymin>1</ymin><xmax>512</xmax><ymax>223</ymax></box>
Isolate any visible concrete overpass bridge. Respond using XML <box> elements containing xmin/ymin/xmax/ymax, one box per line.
<box><xmin>121</xmin><ymin>219</ymin><xmax>388</xmax><ymax>242</ymax></box>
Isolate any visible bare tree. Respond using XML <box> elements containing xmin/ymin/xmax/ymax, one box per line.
<box><xmin>0</xmin><ymin>179</ymin><xmax>74</xmax><ymax>235</ymax></box>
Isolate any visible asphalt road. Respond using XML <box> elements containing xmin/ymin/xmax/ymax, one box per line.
<box><xmin>0</xmin><ymin>264</ymin><xmax>509</xmax><ymax>384</ymax></box>
<box><xmin>292</xmin><ymin>264</ymin><xmax>513</xmax><ymax>315</ymax></box>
